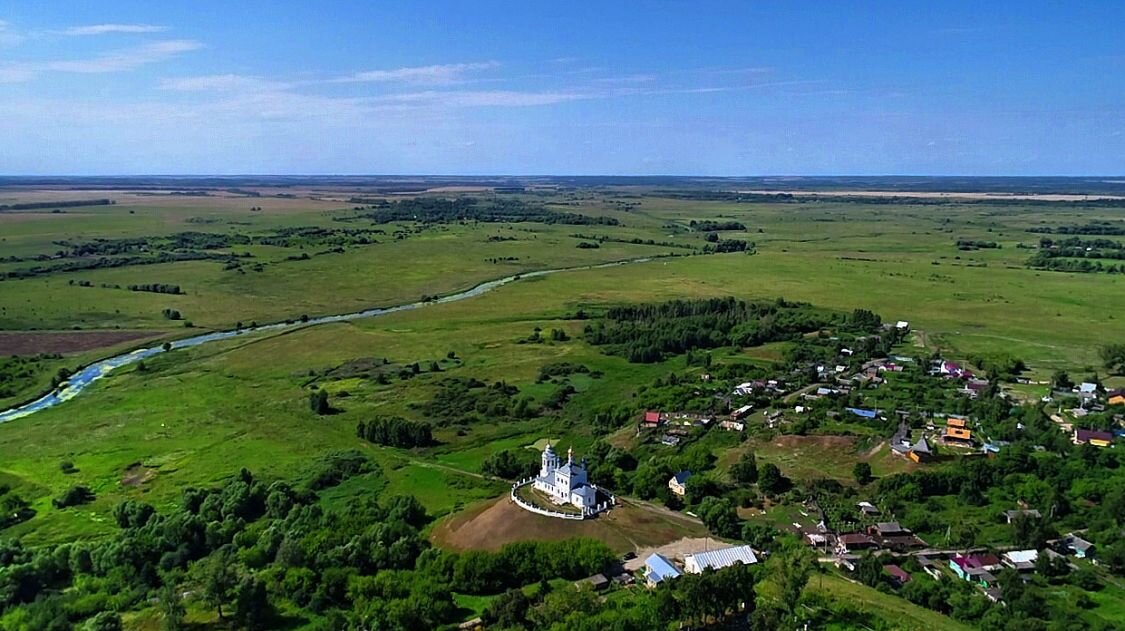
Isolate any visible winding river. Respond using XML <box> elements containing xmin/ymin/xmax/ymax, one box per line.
<box><xmin>0</xmin><ymin>257</ymin><xmax>652</xmax><ymax>424</ymax></box>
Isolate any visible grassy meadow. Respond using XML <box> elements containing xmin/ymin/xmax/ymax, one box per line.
<box><xmin>2</xmin><ymin>188</ymin><xmax>1124</xmax><ymax>547</ymax></box>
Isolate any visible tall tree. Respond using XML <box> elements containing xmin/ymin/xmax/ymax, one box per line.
<box><xmin>200</xmin><ymin>547</ymin><xmax>237</xmax><ymax>620</ymax></box>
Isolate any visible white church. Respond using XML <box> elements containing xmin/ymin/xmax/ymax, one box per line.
<box><xmin>533</xmin><ymin>443</ymin><xmax>599</xmax><ymax>510</ymax></box>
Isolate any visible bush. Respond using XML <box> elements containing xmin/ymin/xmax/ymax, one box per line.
<box><xmin>53</xmin><ymin>485</ymin><xmax>95</xmax><ymax>509</ymax></box>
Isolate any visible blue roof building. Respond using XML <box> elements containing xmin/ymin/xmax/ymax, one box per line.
<box><xmin>644</xmin><ymin>553</ymin><xmax>682</xmax><ymax>586</ymax></box>
<box><xmin>846</xmin><ymin>407</ymin><xmax>878</xmax><ymax>419</ymax></box>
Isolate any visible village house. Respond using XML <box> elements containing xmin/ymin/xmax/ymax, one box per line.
<box><xmin>1073</xmin><ymin>428</ymin><xmax>1113</xmax><ymax>447</ymax></box>
<box><xmin>1003</xmin><ymin>509</ymin><xmax>1042</xmax><ymax>524</ymax></box>
<box><xmin>533</xmin><ymin>444</ymin><xmax>598</xmax><ymax>510</ymax></box>
<box><xmin>867</xmin><ymin>522</ymin><xmax>925</xmax><ymax>550</ymax></box>
<box><xmin>884</xmin><ymin>564</ymin><xmax>912</xmax><ymax>587</ymax></box>
<box><xmin>641</xmin><ymin>410</ymin><xmax>663</xmax><ymax>428</ymax></box>
<box><xmin>575</xmin><ymin>573</ymin><xmax>610</xmax><ymax>591</ymax></box>
<box><xmin>846</xmin><ymin>407</ymin><xmax>878</xmax><ymax>420</ymax></box>
<box><xmin>1059</xmin><ymin>533</ymin><xmax>1095</xmax><ymax>559</ymax></box>
<box><xmin>943</xmin><ymin>418</ymin><xmax>974</xmax><ymax>445</ymax></box>
<box><xmin>938</xmin><ymin>360</ymin><xmax>973</xmax><ymax>379</ymax></box>
<box><xmin>730</xmin><ymin>404</ymin><xmax>754</xmax><ymax>420</ymax></box>
<box><xmin>805</xmin><ymin>532</ymin><xmax>835</xmax><ymax>551</ymax></box>
<box><xmin>643</xmin><ymin>553</ymin><xmax>682</xmax><ymax>587</ymax></box>
<box><xmin>908</xmin><ymin>437</ymin><xmax>932</xmax><ymax>463</ymax></box>
<box><xmin>836</xmin><ymin>533</ymin><xmax>877</xmax><ymax>553</ymax></box>
<box><xmin>668</xmin><ymin>470</ymin><xmax>692</xmax><ymax>497</ymax></box>
<box><xmin>683</xmin><ymin>545</ymin><xmax>759</xmax><ymax>573</ymax></box>
<box><xmin>1109</xmin><ymin>389</ymin><xmax>1125</xmax><ymax>407</ymax></box>
<box><xmin>949</xmin><ymin>553</ymin><xmax>1002</xmax><ymax>585</ymax></box>
<box><xmin>857</xmin><ymin>501</ymin><xmax>880</xmax><ymax>516</ymax></box>
<box><xmin>1002</xmin><ymin>550</ymin><xmax>1038</xmax><ymax>572</ymax></box>
<box><xmin>718</xmin><ymin>419</ymin><xmax>745</xmax><ymax>432</ymax></box>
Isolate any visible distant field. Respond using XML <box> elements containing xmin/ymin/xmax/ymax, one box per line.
<box><xmin>2</xmin><ymin>186</ymin><xmax>1124</xmax><ymax>549</ymax></box>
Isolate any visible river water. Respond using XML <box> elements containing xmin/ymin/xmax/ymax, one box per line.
<box><xmin>0</xmin><ymin>258</ymin><xmax>650</xmax><ymax>424</ymax></box>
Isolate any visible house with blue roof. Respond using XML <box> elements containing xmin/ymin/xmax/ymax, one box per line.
<box><xmin>668</xmin><ymin>470</ymin><xmax>692</xmax><ymax>496</ymax></box>
<box><xmin>643</xmin><ymin>553</ymin><xmax>682</xmax><ymax>586</ymax></box>
<box><xmin>845</xmin><ymin>407</ymin><xmax>878</xmax><ymax>420</ymax></box>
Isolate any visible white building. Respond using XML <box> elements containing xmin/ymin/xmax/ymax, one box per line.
<box><xmin>684</xmin><ymin>545</ymin><xmax>759</xmax><ymax>573</ymax></box>
<box><xmin>533</xmin><ymin>444</ymin><xmax>597</xmax><ymax>510</ymax></box>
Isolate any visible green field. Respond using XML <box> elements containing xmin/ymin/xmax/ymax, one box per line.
<box><xmin>2</xmin><ymin>185</ymin><xmax>1125</xmax><ymax>629</ymax></box>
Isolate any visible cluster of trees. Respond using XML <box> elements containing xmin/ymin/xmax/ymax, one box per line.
<box><xmin>51</xmin><ymin>485</ymin><xmax>95</xmax><ymax>509</ymax></box>
<box><xmin>955</xmin><ymin>238</ymin><xmax>1000</xmax><ymax>250</ymax></box>
<box><xmin>584</xmin><ymin>297</ymin><xmax>833</xmax><ymax>363</ymax></box>
<box><xmin>1100</xmin><ymin>343</ymin><xmax>1125</xmax><ymax>375</ymax></box>
<box><xmin>0</xmin><ymin>455</ymin><xmax>386</xmax><ymax>629</ymax></box>
<box><xmin>575</xmin><ymin>241</ymin><xmax>600</xmax><ymax>249</ymax></box>
<box><xmin>309</xmin><ymin>389</ymin><xmax>330</xmax><ymax>415</ymax></box>
<box><xmin>1029</xmin><ymin>223</ymin><xmax>1125</xmax><ymax>236</ymax></box>
<box><xmin>161</xmin><ymin>308</ymin><xmax>183</xmax><ymax>321</ymax></box>
<box><xmin>2</xmin><ymin>251</ymin><xmax>243</xmax><ymax>281</ymax></box>
<box><xmin>1026</xmin><ymin>252</ymin><xmax>1125</xmax><ymax>274</ymax></box>
<box><xmin>355</xmin><ymin>416</ymin><xmax>433</xmax><ymax>448</ymax></box>
<box><xmin>1039</xmin><ymin>236</ymin><xmax>1125</xmax><ymax>251</ymax></box>
<box><xmin>481</xmin><ymin>449</ymin><xmax>541</xmax><ymax>479</ymax></box>
<box><xmin>536</xmin><ymin>361</ymin><xmax>591</xmax><ymax>383</ymax></box>
<box><xmin>690</xmin><ymin>219</ymin><xmax>746</xmax><ymax>231</ymax></box>
<box><xmin>701</xmin><ymin>238</ymin><xmax>753</xmax><ymax>253</ymax></box>
<box><xmin>0</xmin><ymin>485</ymin><xmax>33</xmax><ymax>530</ymax></box>
<box><xmin>253</xmin><ymin>226</ymin><xmax>383</xmax><ymax>248</ymax></box>
<box><xmin>0</xmin><ymin>354</ymin><xmax>61</xmax><ymax>399</ymax></box>
<box><xmin>0</xmin><ymin>199</ymin><xmax>113</xmax><ymax>211</ymax></box>
<box><xmin>364</xmin><ymin>197</ymin><xmax>620</xmax><ymax>226</ymax></box>
<box><xmin>127</xmin><ymin>283</ymin><xmax>183</xmax><ymax>295</ymax></box>
<box><xmin>419</xmin><ymin>377</ymin><xmax>538</xmax><ymax>424</ymax></box>
<box><xmin>568</xmin><ymin>233</ymin><xmax>697</xmax><ymax>250</ymax></box>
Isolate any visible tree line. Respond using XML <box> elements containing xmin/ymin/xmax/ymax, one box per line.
<box><xmin>363</xmin><ymin>197</ymin><xmax>620</xmax><ymax>226</ymax></box>
<box><xmin>356</xmin><ymin>416</ymin><xmax>433</xmax><ymax>448</ymax></box>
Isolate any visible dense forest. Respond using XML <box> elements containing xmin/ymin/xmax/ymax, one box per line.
<box><xmin>0</xmin><ymin>451</ymin><xmax>617</xmax><ymax>630</ymax></box>
<box><xmin>1028</xmin><ymin>223</ymin><xmax>1125</xmax><ymax>236</ymax></box>
<box><xmin>0</xmin><ymin>199</ymin><xmax>114</xmax><ymax>211</ymax></box>
<box><xmin>364</xmin><ymin>198</ymin><xmax>620</xmax><ymax>226</ymax></box>
<box><xmin>584</xmin><ymin>297</ymin><xmax>836</xmax><ymax>362</ymax></box>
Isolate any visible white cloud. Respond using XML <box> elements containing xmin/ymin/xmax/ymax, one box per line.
<box><xmin>0</xmin><ymin>19</ymin><xmax>26</xmax><ymax>47</ymax></box>
<box><xmin>379</xmin><ymin>89</ymin><xmax>585</xmax><ymax>107</ymax></box>
<box><xmin>45</xmin><ymin>39</ymin><xmax>202</xmax><ymax>73</ymax></box>
<box><xmin>60</xmin><ymin>23</ymin><xmax>168</xmax><ymax>36</ymax></box>
<box><xmin>335</xmin><ymin>61</ymin><xmax>499</xmax><ymax>85</ymax></box>
<box><xmin>160</xmin><ymin>74</ymin><xmax>288</xmax><ymax>92</ymax></box>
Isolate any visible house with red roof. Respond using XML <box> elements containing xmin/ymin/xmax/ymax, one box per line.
<box><xmin>884</xmin><ymin>564</ymin><xmax>912</xmax><ymax>587</ymax></box>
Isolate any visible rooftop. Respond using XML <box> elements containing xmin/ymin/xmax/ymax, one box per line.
<box><xmin>644</xmin><ymin>554</ymin><xmax>681</xmax><ymax>583</ymax></box>
<box><xmin>685</xmin><ymin>545</ymin><xmax>759</xmax><ymax>570</ymax></box>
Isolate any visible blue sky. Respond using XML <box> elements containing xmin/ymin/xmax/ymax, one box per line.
<box><xmin>1</xmin><ymin>1</ymin><xmax>1122</xmax><ymax>175</ymax></box>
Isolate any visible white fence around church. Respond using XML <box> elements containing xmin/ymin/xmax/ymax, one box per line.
<box><xmin>510</xmin><ymin>478</ymin><xmax>615</xmax><ymax>520</ymax></box>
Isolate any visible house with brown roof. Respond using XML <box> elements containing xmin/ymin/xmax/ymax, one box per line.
<box><xmin>836</xmin><ymin>533</ymin><xmax>877</xmax><ymax>553</ymax></box>
<box><xmin>884</xmin><ymin>564</ymin><xmax>912</xmax><ymax>587</ymax></box>
<box><xmin>1073</xmin><ymin>428</ymin><xmax>1113</xmax><ymax>447</ymax></box>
